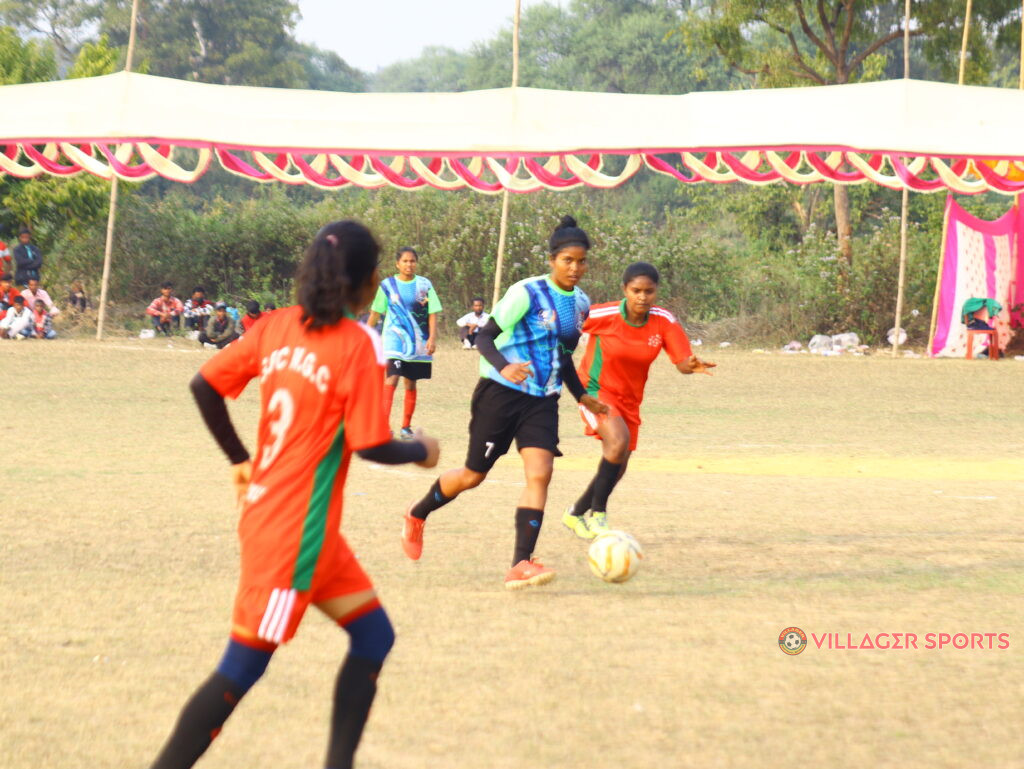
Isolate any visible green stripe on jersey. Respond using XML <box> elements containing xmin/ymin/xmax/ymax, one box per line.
<box><xmin>586</xmin><ymin>337</ymin><xmax>603</xmax><ymax>396</ymax></box>
<box><xmin>293</xmin><ymin>421</ymin><xmax>346</xmax><ymax>591</ymax></box>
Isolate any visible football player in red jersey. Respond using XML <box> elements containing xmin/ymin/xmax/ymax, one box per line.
<box><xmin>562</xmin><ymin>261</ymin><xmax>714</xmax><ymax>539</ymax></box>
<box><xmin>150</xmin><ymin>221</ymin><xmax>439</xmax><ymax>769</ymax></box>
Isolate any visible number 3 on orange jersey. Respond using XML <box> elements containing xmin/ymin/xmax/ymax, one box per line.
<box><xmin>260</xmin><ymin>388</ymin><xmax>295</xmax><ymax>470</ymax></box>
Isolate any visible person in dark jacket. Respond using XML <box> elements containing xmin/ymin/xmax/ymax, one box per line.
<box><xmin>199</xmin><ymin>302</ymin><xmax>239</xmax><ymax>349</ymax></box>
<box><xmin>12</xmin><ymin>228</ymin><xmax>42</xmax><ymax>287</ymax></box>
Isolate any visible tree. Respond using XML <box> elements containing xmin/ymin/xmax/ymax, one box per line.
<box><xmin>0</xmin><ymin>24</ymin><xmax>57</xmax><ymax>84</ymax></box>
<box><xmin>685</xmin><ymin>0</ymin><xmax>1020</xmax><ymax>310</ymax></box>
<box><xmin>0</xmin><ymin>0</ymin><xmax>101</xmax><ymax>70</ymax></box>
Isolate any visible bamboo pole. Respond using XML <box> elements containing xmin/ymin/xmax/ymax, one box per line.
<box><xmin>891</xmin><ymin>0</ymin><xmax>912</xmax><ymax>357</ymax></box>
<box><xmin>96</xmin><ymin>0</ymin><xmax>140</xmax><ymax>340</ymax></box>
<box><xmin>958</xmin><ymin>0</ymin><xmax>972</xmax><ymax>86</ymax></box>
<box><xmin>491</xmin><ymin>0</ymin><xmax>522</xmax><ymax>309</ymax></box>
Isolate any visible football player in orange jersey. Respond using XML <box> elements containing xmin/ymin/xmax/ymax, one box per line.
<box><xmin>150</xmin><ymin>221</ymin><xmax>439</xmax><ymax>769</ymax></box>
<box><xmin>562</xmin><ymin>261</ymin><xmax>714</xmax><ymax>539</ymax></box>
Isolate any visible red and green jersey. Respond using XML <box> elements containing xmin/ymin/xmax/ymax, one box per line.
<box><xmin>200</xmin><ymin>305</ymin><xmax>389</xmax><ymax>591</ymax></box>
<box><xmin>577</xmin><ymin>301</ymin><xmax>692</xmax><ymax>417</ymax></box>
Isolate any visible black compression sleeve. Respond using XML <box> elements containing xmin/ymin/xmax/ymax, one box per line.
<box><xmin>560</xmin><ymin>350</ymin><xmax>586</xmax><ymax>401</ymax></box>
<box><xmin>474</xmin><ymin>317</ymin><xmax>510</xmax><ymax>372</ymax></box>
<box><xmin>190</xmin><ymin>373</ymin><xmax>250</xmax><ymax>464</ymax></box>
<box><xmin>357</xmin><ymin>440</ymin><xmax>428</xmax><ymax>464</ymax></box>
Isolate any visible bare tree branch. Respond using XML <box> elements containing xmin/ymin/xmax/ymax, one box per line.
<box><xmin>795</xmin><ymin>0</ymin><xmax>835</xmax><ymax>64</ymax></box>
<box><xmin>817</xmin><ymin>0</ymin><xmax>837</xmax><ymax>55</ymax></box>
<box><xmin>848</xmin><ymin>26</ymin><xmax>923</xmax><ymax>74</ymax></box>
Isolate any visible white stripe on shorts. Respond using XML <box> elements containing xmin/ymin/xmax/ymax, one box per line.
<box><xmin>257</xmin><ymin>588</ymin><xmax>281</xmax><ymax>640</ymax></box>
<box><xmin>268</xmin><ymin>589</ymin><xmax>297</xmax><ymax>644</ymax></box>
<box><xmin>579</xmin><ymin>403</ymin><xmax>599</xmax><ymax>430</ymax></box>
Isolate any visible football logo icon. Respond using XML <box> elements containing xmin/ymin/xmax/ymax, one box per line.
<box><xmin>779</xmin><ymin>627</ymin><xmax>807</xmax><ymax>655</ymax></box>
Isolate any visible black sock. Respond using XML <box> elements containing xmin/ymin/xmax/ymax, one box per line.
<box><xmin>572</xmin><ymin>477</ymin><xmax>598</xmax><ymax>516</ymax></box>
<box><xmin>512</xmin><ymin>507</ymin><xmax>544</xmax><ymax>566</ymax></box>
<box><xmin>590</xmin><ymin>458</ymin><xmax>624</xmax><ymax>513</ymax></box>
<box><xmin>409</xmin><ymin>478</ymin><xmax>453</xmax><ymax>520</ymax></box>
<box><xmin>325</xmin><ymin>655</ymin><xmax>384</xmax><ymax>769</ymax></box>
<box><xmin>151</xmin><ymin>673</ymin><xmax>244</xmax><ymax>769</ymax></box>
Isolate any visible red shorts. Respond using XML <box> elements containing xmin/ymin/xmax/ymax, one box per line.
<box><xmin>231</xmin><ymin>536</ymin><xmax>373</xmax><ymax>647</ymax></box>
<box><xmin>579</xmin><ymin>395</ymin><xmax>640</xmax><ymax>451</ymax></box>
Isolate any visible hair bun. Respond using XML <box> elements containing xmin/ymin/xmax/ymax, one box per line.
<box><xmin>548</xmin><ymin>214</ymin><xmax>591</xmax><ymax>254</ymax></box>
<box><xmin>557</xmin><ymin>215</ymin><xmax>577</xmax><ymax>230</ymax></box>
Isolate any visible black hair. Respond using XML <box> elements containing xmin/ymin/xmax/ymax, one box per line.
<box><xmin>548</xmin><ymin>215</ymin><xmax>590</xmax><ymax>255</ymax></box>
<box><xmin>246</xmin><ymin>299</ymin><xmax>261</xmax><ymax>315</ymax></box>
<box><xmin>297</xmin><ymin>220</ymin><xmax>380</xmax><ymax>329</ymax></box>
<box><xmin>160</xmin><ymin>281</ymin><xmax>173</xmax><ymax>290</ymax></box>
<box><xmin>13</xmin><ymin>295</ymin><xmax>24</xmax><ymax>303</ymax></box>
<box><xmin>622</xmin><ymin>261</ymin><xmax>660</xmax><ymax>286</ymax></box>
<box><xmin>192</xmin><ymin>285</ymin><xmax>205</xmax><ymax>295</ymax></box>
<box><xmin>18</xmin><ymin>227</ymin><xmax>30</xmax><ymax>236</ymax></box>
<box><xmin>395</xmin><ymin>246</ymin><xmax>418</xmax><ymax>261</ymax></box>
<box><xmin>472</xmin><ymin>296</ymin><xmax>484</xmax><ymax>304</ymax></box>
<box><xmin>265</xmin><ymin>301</ymin><xmax>277</xmax><ymax>311</ymax></box>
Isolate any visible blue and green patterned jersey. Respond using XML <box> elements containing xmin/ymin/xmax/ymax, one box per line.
<box><xmin>371</xmin><ymin>275</ymin><xmax>442</xmax><ymax>362</ymax></box>
<box><xmin>480</xmin><ymin>275</ymin><xmax>590</xmax><ymax>397</ymax></box>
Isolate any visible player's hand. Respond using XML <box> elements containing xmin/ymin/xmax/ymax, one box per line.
<box><xmin>415</xmin><ymin>432</ymin><xmax>440</xmax><ymax>468</ymax></box>
<box><xmin>580</xmin><ymin>394</ymin><xmax>609</xmax><ymax>415</ymax></box>
<box><xmin>680</xmin><ymin>355</ymin><xmax>716</xmax><ymax>375</ymax></box>
<box><xmin>426</xmin><ymin>336</ymin><xmax>437</xmax><ymax>355</ymax></box>
<box><xmin>230</xmin><ymin>460</ymin><xmax>252</xmax><ymax>511</ymax></box>
<box><xmin>500</xmin><ymin>362</ymin><xmax>532</xmax><ymax>384</ymax></box>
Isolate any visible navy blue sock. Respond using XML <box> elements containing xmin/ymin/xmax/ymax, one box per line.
<box><xmin>151</xmin><ymin>640</ymin><xmax>273</xmax><ymax>769</ymax></box>
<box><xmin>326</xmin><ymin>605</ymin><xmax>395</xmax><ymax>769</ymax></box>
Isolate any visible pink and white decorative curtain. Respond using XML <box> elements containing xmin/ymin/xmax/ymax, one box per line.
<box><xmin>929</xmin><ymin>197</ymin><xmax>1024</xmax><ymax>357</ymax></box>
<box><xmin>7</xmin><ymin>73</ymin><xmax>1024</xmax><ymax>194</ymax></box>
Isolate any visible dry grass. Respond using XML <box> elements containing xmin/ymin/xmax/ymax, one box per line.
<box><xmin>2</xmin><ymin>338</ymin><xmax>1022</xmax><ymax>769</ymax></box>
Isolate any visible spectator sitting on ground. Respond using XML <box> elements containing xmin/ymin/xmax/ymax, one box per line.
<box><xmin>455</xmin><ymin>296</ymin><xmax>489</xmax><ymax>349</ymax></box>
<box><xmin>182</xmin><ymin>285</ymin><xmax>212</xmax><ymax>332</ymax></box>
<box><xmin>239</xmin><ymin>300</ymin><xmax>263</xmax><ymax>334</ymax></box>
<box><xmin>0</xmin><ymin>296</ymin><xmax>32</xmax><ymax>338</ymax></box>
<box><xmin>264</xmin><ymin>301</ymin><xmax>277</xmax><ymax>313</ymax></box>
<box><xmin>12</xmin><ymin>227</ymin><xmax>42</xmax><ymax>286</ymax></box>
<box><xmin>1</xmin><ymin>273</ymin><xmax>19</xmax><ymax>322</ymax></box>
<box><xmin>68</xmin><ymin>280</ymin><xmax>88</xmax><ymax>312</ymax></box>
<box><xmin>146</xmin><ymin>281</ymin><xmax>184</xmax><ymax>336</ymax></box>
<box><xmin>199</xmin><ymin>301</ymin><xmax>239</xmax><ymax>349</ymax></box>
<box><xmin>29</xmin><ymin>299</ymin><xmax>57</xmax><ymax>339</ymax></box>
<box><xmin>22</xmin><ymin>278</ymin><xmax>60</xmax><ymax>316</ymax></box>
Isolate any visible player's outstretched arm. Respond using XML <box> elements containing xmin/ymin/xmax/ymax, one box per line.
<box><xmin>357</xmin><ymin>433</ymin><xmax>439</xmax><ymax>468</ymax></box>
<box><xmin>676</xmin><ymin>355</ymin><xmax>716</xmax><ymax>376</ymax></box>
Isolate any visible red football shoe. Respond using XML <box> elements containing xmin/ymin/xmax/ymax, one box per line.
<box><xmin>504</xmin><ymin>558</ymin><xmax>556</xmax><ymax>590</ymax></box>
<box><xmin>402</xmin><ymin>508</ymin><xmax>425</xmax><ymax>561</ymax></box>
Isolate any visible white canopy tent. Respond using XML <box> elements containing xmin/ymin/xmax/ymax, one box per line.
<box><xmin>2</xmin><ymin>72</ymin><xmax>1024</xmax><ymax>194</ymax></box>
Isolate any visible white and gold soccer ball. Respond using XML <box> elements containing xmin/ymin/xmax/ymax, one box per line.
<box><xmin>587</xmin><ymin>530</ymin><xmax>643</xmax><ymax>583</ymax></box>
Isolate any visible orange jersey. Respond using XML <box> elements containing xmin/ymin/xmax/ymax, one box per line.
<box><xmin>577</xmin><ymin>301</ymin><xmax>692</xmax><ymax>417</ymax></box>
<box><xmin>200</xmin><ymin>306</ymin><xmax>389</xmax><ymax>592</ymax></box>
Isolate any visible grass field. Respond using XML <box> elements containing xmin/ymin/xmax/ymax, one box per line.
<box><xmin>2</xmin><ymin>338</ymin><xmax>1022</xmax><ymax>769</ymax></box>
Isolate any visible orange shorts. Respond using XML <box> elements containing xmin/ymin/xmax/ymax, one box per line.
<box><xmin>231</xmin><ymin>538</ymin><xmax>373</xmax><ymax>648</ymax></box>
<box><xmin>579</xmin><ymin>396</ymin><xmax>640</xmax><ymax>451</ymax></box>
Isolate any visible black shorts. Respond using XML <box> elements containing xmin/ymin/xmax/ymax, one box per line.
<box><xmin>386</xmin><ymin>359</ymin><xmax>432</xmax><ymax>380</ymax></box>
<box><xmin>465</xmin><ymin>378</ymin><xmax>561</xmax><ymax>473</ymax></box>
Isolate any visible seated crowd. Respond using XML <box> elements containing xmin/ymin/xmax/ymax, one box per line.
<box><xmin>0</xmin><ymin>273</ymin><xmax>71</xmax><ymax>340</ymax></box>
<box><xmin>145</xmin><ymin>282</ymin><xmax>273</xmax><ymax>348</ymax></box>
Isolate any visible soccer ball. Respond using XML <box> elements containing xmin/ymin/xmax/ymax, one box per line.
<box><xmin>587</xmin><ymin>530</ymin><xmax>643</xmax><ymax>583</ymax></box>
<box><xmin>784</xmin><ymin>633</ymin><xmax>802</xmax><ymax>650</ymax></box>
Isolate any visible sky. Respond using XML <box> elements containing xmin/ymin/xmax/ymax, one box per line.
<box><xmin>294</xmin><ymin>0</ymin><xmax>559</xmax><ymax>72</ymax></box>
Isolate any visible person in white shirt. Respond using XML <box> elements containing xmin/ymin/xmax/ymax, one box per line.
<box><xmin>455</xmin><ymin>297</ymin><xmax>489</xmax><ymax>349</ymax></box>
<box><xmin>0</xmin><ymin>296</ymin><xmax>33</xmax><ymax>338</ymax></box>
<box><xmin>21</xmin><ymin>278</ymin><xmax>59</xmax><ymax>316</ymax></box>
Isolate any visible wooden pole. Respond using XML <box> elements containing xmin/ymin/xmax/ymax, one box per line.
<box><xmin>96</xmin><ymin>0</ymin><xmax>140</xmax><ymax>340</ymax></box>
<box><xmin>891</xmin><ymin>0</ymin><xmax>912</xmax><ymax>357</ymax></box>
<box><xmin>958</xmin><ymin>0</ymin><xmax>972</xmax><ymax>86</ymax></box>
<box><xmin>490</xmin><ymin>0</ymin><xmax>521</xmax><ymax>309</ymax></box>
<box><xmin>1020</xmin><ymin>0</ymin><xmax>1024</xmax><ymax>90</ymax></box>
